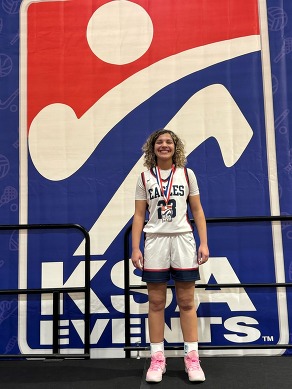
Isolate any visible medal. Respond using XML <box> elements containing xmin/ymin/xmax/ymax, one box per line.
<box><xmin>161</xmin><ymin>203</ymin><xmax>173</xmax><ymax>222</ymax></box>
<box><xmin>155</xmin><ymin>165</ymin><xmax>176</xmax><ymax>222</ymax></box>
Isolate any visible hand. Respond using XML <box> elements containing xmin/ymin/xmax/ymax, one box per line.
<box><xmin>198</xmin><ymin>244</ymin><xmax>209</xmax><ymax>265</ymax></box>
<box><xmin>131</xmin><ymin>249</ymin><xmax>144</xmax><ymax>270</ymax></box>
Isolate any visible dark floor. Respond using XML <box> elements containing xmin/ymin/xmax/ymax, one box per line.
<box><xmin>0</xmin><ymin>356</ymin><xmax>291</xmax><ymax>389</ymax></box>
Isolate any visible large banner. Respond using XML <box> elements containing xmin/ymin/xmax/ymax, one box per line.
<box><xmin>0</xmin><ymin>0</ymin><xmax>291</xmax><ymax>358</ymax></box>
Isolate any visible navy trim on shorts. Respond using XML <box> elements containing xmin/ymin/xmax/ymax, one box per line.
<box><xmin>171</xmin><ymin>267</ymin><xmax>200</xmax><ymax>282</ymax></box>
<box><xmin>142</xmin><ymin>268</ymin><xmax>200</xmax><ymax>283</ymax></box>
<box><xmin>142</xmin><ymin>269</ymin><xmax>170</xmax><ymax>283</ymax></box>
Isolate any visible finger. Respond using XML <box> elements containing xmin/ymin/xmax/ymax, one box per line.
<box><xmin>198</xmin><ymin>257</ymin><xmax>208</xmax><ymax>265</ymax></box>
<box><xmin>132</xmin><ymin>260</ymin><xmax>142</xmax><ymax>269</ymax></box>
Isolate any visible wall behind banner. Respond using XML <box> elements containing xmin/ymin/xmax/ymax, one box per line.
<box><xmin>0</xmin><ymin>0</ymin><xmax>291</xmax><ymax>358</ymax></box>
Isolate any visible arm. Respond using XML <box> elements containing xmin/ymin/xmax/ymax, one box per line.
<box><xmin>188</xmin><ymin>194</ymin><xmax>209</xmax><ymax>264</ymax></box>
<box><xmin>131</xmin><ymin>199</ymin><xmax>147</xmax><ymax>270</ymax></box>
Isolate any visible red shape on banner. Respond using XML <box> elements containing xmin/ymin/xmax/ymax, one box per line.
<box><xmin>27</xmin><ymin>0</ymin><xmax>259</xmax><ymax>128</ymax></box>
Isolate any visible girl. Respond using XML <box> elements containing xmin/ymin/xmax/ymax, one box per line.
<box><xmin>131</xmin><ymin>129</ymin><xmax>209</xmax><ymax>382</ymax></box>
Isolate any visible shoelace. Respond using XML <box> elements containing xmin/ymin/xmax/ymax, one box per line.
<box><xmin>149</xmin><ymin>357</ymin><xmax>165</xmax><ymax>371</ymax></box>
<box><xmin>185</xmin><ymin>356</ymin><xmax>201</xmax><ymax>371</ymax></box>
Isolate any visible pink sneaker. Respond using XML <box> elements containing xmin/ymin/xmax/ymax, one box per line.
<box><xmin>184</xmin><ymin>350</ymin><xmax>206</xmax><ymax>382</ymax></box>
<box><xmin>146</xmin><ymin>351</ymin><xmax>166</xmax><ymax>382</ymax></box>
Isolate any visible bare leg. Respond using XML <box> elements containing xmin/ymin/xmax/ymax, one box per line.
<box><xmin>175</xmin><ymin>281</ymin><xmax>198</xmax><ymax>341</ymax></box>
<box><xmin>147</xmin><ymin>282</ymin><xmax>167</xmax><ymax>343</ymax></box>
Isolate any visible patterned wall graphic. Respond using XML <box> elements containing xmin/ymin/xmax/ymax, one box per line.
<box><xmin>0</xmin><ymin>0</ymin><xmax>291</xmax><ymax>358</ymax></box>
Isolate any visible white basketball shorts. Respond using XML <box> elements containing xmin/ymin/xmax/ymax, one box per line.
<box><xmin>142</xmin><ymin>232</ymin><xmax>200</xmax><ymax>283</ymax></box>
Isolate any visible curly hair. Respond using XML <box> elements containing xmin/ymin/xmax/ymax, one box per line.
<box><xmin>142</xmin><ymin>128</ymin><xmax>187</xmax><ymax>169</ymax></box>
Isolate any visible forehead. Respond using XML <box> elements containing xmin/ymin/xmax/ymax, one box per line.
<box><xmin>155</xmin><ymin>133</ymin><xmax>174</xmax><ymax>142</ymax></box>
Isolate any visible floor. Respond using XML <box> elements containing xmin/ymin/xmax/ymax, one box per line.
<box><xmin>0</xmin><ymin>356</ymin><xmax>291</xmax><ymax>388</ymax></box>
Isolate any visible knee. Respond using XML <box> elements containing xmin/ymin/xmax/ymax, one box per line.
<box><xmin>177</xmin><ymin>297</ymin><xmax>194</xmax><ymax>312</ymax></box>
<box><xmin>149</xmin><ymin>297</ymin><xmax>166</xmax><ymax>312</ymax></box>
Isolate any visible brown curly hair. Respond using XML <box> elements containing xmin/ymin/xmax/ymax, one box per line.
<box><xmin>142</xmin><ymin>128</ymin><xmax>187</xmax><ymax>169</ymax></box>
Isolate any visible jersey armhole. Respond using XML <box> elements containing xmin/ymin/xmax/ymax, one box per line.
<box><xmin>141</xmin><ymin>172</ymin><xmax>146</xmax><ymax>188</ymax></box>
<box><xmin>184</xmin><ymin>167</ymin><xmax>190</xmax><ymax>191</ymax></box>
<box><xmin>184</xmin><ymin>167</ymin><xmax>194</xmax><ymax>230</ymax></box>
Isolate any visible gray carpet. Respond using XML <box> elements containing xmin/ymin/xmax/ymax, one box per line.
<box><xmin>0</xmin><ymin>356</ymin><xmax>291</xmax><ymax>388</ymax></box>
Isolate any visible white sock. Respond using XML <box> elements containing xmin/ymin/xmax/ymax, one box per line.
<box><xmin>184</xmin><ymin>341</ymin><xmax>198</xmax><ymax>355</ymax></box>
<box><xmin>150</xmin><ymin>342</ymin><xmax>164</xmax><ymax>355</ymax></box>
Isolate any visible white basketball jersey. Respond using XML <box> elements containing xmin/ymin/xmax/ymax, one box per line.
<box><xmin>137</xmin><ymin>167</ymin><xmax>199</xmax><ymax>234</ymax></box>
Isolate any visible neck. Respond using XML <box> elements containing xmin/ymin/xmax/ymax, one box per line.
<box><xmin>156</xmin><ymin>160</ymin><xmax>173</xmax><ymax>170</ymax></box>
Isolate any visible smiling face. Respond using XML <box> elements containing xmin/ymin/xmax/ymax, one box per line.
<box><xmin>154</xmin><ymin>132</ymin><xmax>175</xmax><ymax>167</ymax></box>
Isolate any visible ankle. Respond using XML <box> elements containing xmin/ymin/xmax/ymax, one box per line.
<box><xmin>184</xmin><ymin>341</ymin><xmax>198</xmax><ymax>356</ymax></box>
<box><xmin>150</xmin><ymin>341</ymin><xmax>164</xmax><ymax>356</ymax></box>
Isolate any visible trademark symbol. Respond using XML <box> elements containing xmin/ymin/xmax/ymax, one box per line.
<box><xmin>262</xmin><ymin>335</ymin><xmax>274</xmax><ymax>342</ymax></box>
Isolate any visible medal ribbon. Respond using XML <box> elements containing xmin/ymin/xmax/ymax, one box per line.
<box><xmin>155</xmin><ymin>165</ymin><xmax>176</xmax><ymax>205</ymax></box>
